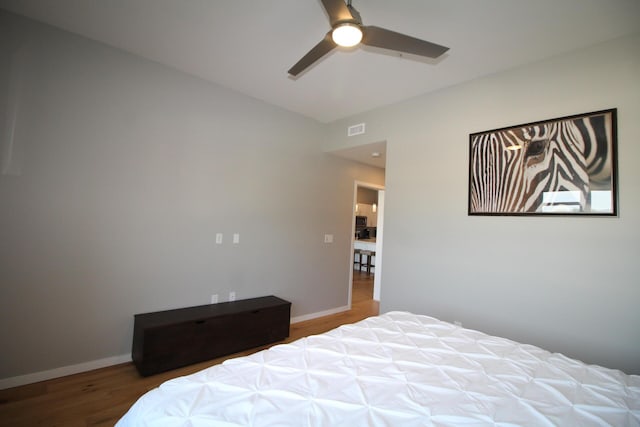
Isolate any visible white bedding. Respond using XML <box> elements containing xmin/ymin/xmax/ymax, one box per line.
<box><xmin>117</xmin><ymin>311</ymin><xmax>640</xmax><ymax>426</ymax></box>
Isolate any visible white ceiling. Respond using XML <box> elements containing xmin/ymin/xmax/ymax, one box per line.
<box><xmin>1</xmin><ymin>0</ymin><xmax>639</xmax><ymax>168</ymax></box>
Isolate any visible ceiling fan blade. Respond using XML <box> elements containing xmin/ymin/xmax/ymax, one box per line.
<box><xmin>361</xmin><ymin>26</ymin><xmax>449</xmax><ymax>58</ymax></box>
<box><xmin>288</xmin><ymin>32</ymin><xmax>336</xmax><ymax>76</ymax></box>
<box><xmin>321</xmin><ymin>0</ymin><xmax>355</xmax><ymax>27</ymax></box>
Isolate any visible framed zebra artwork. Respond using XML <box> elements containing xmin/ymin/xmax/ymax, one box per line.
<box><xmin>468</xmin><ymin>109</ymin><xmax>618</xmax><ymax>216</ymax></box>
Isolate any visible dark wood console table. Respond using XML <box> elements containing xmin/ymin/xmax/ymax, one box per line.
<box><xmin>132</xmin><ymin>295</ymin><xmax>291</xmax><ymax>376</ymax></box>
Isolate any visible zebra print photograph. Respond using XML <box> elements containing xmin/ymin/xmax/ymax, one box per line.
<box><xmin>469</xmin><ymin>109</ymin><xmax>617</xmax><ymax>216</ymax></box>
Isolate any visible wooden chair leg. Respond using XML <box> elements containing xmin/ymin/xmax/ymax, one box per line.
<box><xmin>366</xmin><ymin>251</ymin><xmax>375</xmax><ymax>275</ymax></box>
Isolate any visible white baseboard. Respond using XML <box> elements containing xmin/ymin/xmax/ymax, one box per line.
<box><xmin>291</xmin><ymin>305</ymin><xmax>350</xmax><ymax>323</ymax></box>
<box><xmin>0</xmin><ymin>353</ymin><xmax>131</xmax><ymax>390</ymax></box>
<box><xmin>1</xmin><ymin>306</ymin><xmax>352</xmax><ymax>390</ymax></box>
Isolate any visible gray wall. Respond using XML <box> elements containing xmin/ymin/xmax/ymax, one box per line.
<box><xmin>328</xmin><ymin>34</ymin><xmax>640</xmax><ymax>374</ymax></box>
<box><xmin>357</xmin><ymin>187</ymin><xmax>378</xmax><ymax>204</ymax></box>
<box><xmin>0</xmin><ymin>11</ymin><xmax>384</xmax><ymax>380</ymax></box>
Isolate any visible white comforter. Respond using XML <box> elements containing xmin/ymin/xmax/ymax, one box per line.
<box><xmin>117</xmin><ymin>311</ymin><xmax>640</xmax><ymax>426</ymax></box>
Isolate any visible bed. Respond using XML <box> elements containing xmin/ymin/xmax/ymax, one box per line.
<box><xmin>117</xmin><ymin>311</ymin><xmax>640</xmax><ymax>426</ymax></box>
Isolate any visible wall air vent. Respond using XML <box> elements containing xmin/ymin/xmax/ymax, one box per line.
<box><xmin>347</xmin><ymin>123</ymin><xmax>366</xmax><ymax>137</ymax></box>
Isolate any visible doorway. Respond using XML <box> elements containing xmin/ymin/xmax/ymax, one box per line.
<box><xmin>349</xmin><ymin>181</ymin><xmax>385</xmax><ymax>308</ymax></box>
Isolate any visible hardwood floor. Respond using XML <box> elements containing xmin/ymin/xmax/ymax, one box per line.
<box><xmin>352</xmin><ymin>268</ymin><xmax>374</xmax><ymax>303</ymax></box>
<box><xmin>0</xmin><ymin>275</ymin><xmax>377</xmax><ymax>426</ymax></box>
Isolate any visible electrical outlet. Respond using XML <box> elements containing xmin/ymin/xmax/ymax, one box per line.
<box><xmin>229</xmin><ymin>291</ymin><xmax>236</xmax><ymax>301</ymax></box>
<box><xmin>233</xmin><ymin>233</ymin><xmax>240</xmax><ymax>244</ymax></box>
<box><xmin>215</xmin><ymin>233</ymin><xmax>223</xmax><ymax>244</ymax></box>
<box><xmin>211</xmin><ymin>294</ymin><xmax>218</xmax><ymax>304</ymax></box>
<box><xmin>324</xmin><ymin>234</ymin><xmax>333</xmax><ymax>243</ymax></box>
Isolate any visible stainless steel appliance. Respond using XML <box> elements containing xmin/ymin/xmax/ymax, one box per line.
<box><xmin>355</xmin><ymin>216</ymin><xmax>367</xmax><ymax>238</ymax></box>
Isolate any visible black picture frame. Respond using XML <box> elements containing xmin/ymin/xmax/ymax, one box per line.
<box><xmin>468</xmin><ymin>109</ymin><xmax>618</xmax><ymax>216</ymax></box>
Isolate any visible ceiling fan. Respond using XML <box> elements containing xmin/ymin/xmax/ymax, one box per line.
<box><xmin>288</xmin><ymin>0</ymin><xmax>449</xmax><ymax>76</ymax></box>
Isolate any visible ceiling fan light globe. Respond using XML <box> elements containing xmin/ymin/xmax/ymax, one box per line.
<box><xmin>332</xmin><ymin>24</ymin><xmax>362</xmax><ymax>47</ymax></box>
